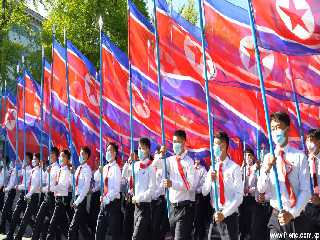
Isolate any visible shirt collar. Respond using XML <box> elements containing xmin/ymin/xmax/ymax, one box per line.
<box><xmin>176</xmin><ymin>150</ymin><xmax>188</xmax><ymax>160</ymax></box>
<box><xmin>107</xmin><ymin>160</ymin><xmax>117</xmax><ymax>167</ymax></box>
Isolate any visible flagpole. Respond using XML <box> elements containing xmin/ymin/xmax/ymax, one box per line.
<box><xmin>22</xmin><ymin>55</ymin><xmax>27</xmax><ymax>195</ymax></box>
<box><xmin>15</xmin><ymin>64</ymin><xmax>19</xmax><ymax>186</ymax></box>
<box><xmin>64</xmin><ymin>28</ymin><xmax>75</xmax><ymax>200</ymax></box>
<box><xmin>40</xmin><ymin>46</ymin><xmax>44</xmax><ymax>192</ymax></box>
<box><xmin>246</xmin><ymin>0</ymin><xmax>283</xmax><ymax>210</ymax></box>
<box><xmin>152</xmin><ymin>0</ymin><xmax>170</xmax><ymax>216</ymax></box>
<box><xmin>255</xmin><ymin>92</ymin><xmax>260</xmax><ymax>161</ymax></box>
<box><xmin>49</xmin><ymin>25</ymin><xmax>55</xmax><ymax>181</ymax></box>
<box><xmin>287</xmin><ymin>57</ymin><xmax>313</xmax><ymax>194</ymax></box>
<box><xmin>128</xmin><ymin>0</ymin><xmax>136</xmax><ymax>195</ymax></box>
<box><xmin>197</xmin><ymin>0</ymin><xmax>219</xmax><ymax>210</ymax></box>
<box><xmin>98</xmin><ymin>16</ymin><xmax>104</xmax><ymax>196</ymax></box>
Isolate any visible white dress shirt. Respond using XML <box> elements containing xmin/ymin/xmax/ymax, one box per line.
<box><xmin>242</xmin><ymin>163</ymin><xmax>258</xmax><ymax>197</ymax></box>
<box><xmin>102</xmin><ymin>161</ymin><xmax>121</xmax><ymax>203</ymax></box>
<box><xmin>194</xmin><ymin>165</ymin><xmax>207</xmax><ymax>194</ymax></box>
<box><xmin>51</xmin><ymin>165</ymin><xmax>71</xmax><ymax>197</ymax></box>
<box><xmin>74</xmin><ymin>163</ymin><xmax>92</xmax><ymax>206</ymax></box>
<box><xmin>92</xmin><ymin>169</ymin><xmax>101</xmax><ymax>193</ymax></box>
<box><xmin>152</xmin><ymin>165</ymin><xmax>165</xmax><ymax>200</ymax></box>
<box><xmin>257</xmin><ymin>145</ymin><xmax>311</xmax><ymax>218</ymax></box>
<box><xmin>42</xmin><ymin>162</ymin><xmax>60</xmax><ymax>193</ymax></box>
<box><xmin>26</xmin><ymin>166</ymin><xmax>41</xmax><ymax>198</ymax></box>
<box><xmin>123</xmin><ymin>158</ymin><xmax>156</xmax><ymax>203</ymax></box>
<box><xmin>308</xmin><ymin>152</ymin><xmax>320</xmax><ymax>195</ymax></box>
<box><xmin>17</xmin><ymin>165</ymin><xmax>32</xmax><ymax>191</ymax></box>
<box><xmin>0</xmin><ymin>168</ymin><xmax>5</xmax><ymax>189</ymax></box>
<box><xmin>202</xmin><ymin>156</ymin><xmax>243</xmax><ymax>218</ymax></box>
<box><xmin>152</xmin><ymin>151</ymin><xmax>196</xmax><ymax>203</ymax></box>
<box><xmin>5</xmin><ymin>168</ymin><xmax>17</xmax><ymax>191</ymax></box>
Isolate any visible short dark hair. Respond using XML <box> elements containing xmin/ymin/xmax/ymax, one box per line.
<box><xmin>81</xmin><ymin>146</ymin><xmax>91</xmax><ymax>158</ymax></box>
<box><xmin>174</xmin><ymin>129</ymin><xmax>187</xmax><ymax>141</ymax></box>
<box><xmin>244</xmin><ymin>148</ymin><xmax>255</xmax><ymax>156</ymax></box>
<box><xmin>33</xmin><ymin>153</ymin><xmax>40</xmax><ymax>160</ymax></box>
<box><xmin>214</xmin><ymin>131</ymin><xmax>229</xmax><ymax>149</ymax></box>
<box><xmin>51</xmin><ymin>147</ymin><xmax>60</xmax><ymax>158</ymax></box>
<box><xmin>26</xmin><ymin>152</ymin><xmax>33</xmax><ymax>161</ymax></box>
<box><xmin>306</xmin><ymin>129</ymin><xmax>320</xmax><ymax>141</ymax></box>
<box><xmin>62</xmin><ymin>149</ymin><xmax>71</xmax><ymax>160</ymax></box>
<box><xmin>139</xmin><ymin>137</ymin><xmax>151</xmax><ymax>150</ymax></box>
<box><xmin>107</xmin><ymin>142</ymin><xmax>118</xmax><ymax>158</ymax></box>
<box><xmin>270</xmin><ymin>112</ymin><xmax>290</xmax><ymax>127</ymax></box>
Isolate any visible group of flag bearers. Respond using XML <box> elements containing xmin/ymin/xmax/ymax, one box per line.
<box><xmin>0</xmin><ymin>111</ymin><xmax>318</xmax><ymax>240</ymax></box>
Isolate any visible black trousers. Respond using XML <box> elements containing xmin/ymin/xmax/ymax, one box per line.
<box><xmin>169</xmin><ymin>201</ymin><xmax>195</xmax><ymax>240</ymax></box>
<box><xmin>6</xmin><ymin>191</ymin><xmax>27</xmax><ymax>240</ymax></box>
<box><xmin>0</xmin><ymin>187</ymin><xmax>5</xmax><ymax>214</ymax></box>
<box><xmin>251</xmin><ymin>202</ymin><xmax>272</xmax><ymax>240</ymax></box>
<box><xmin>122</xmin><ymin>199</ymin><xmax>135</xmax><ymax>240</ymax></box>
<box><xmin>95</xmin><ymin>199</ymin><xmax>121</xmax><ymax>240</ymax></box>
<box><xmin>0</xmin><ymin>188</ymin><xmax>16</xmax><ymax>233</ymax></box>
<box><xmin>89</xmin><ymin>191</ymin><xmax>101</xmax><ymax>235</ymax></box>
<box><xmin>304</xmin><ymin>203</ymin><xmax>320</xmax><ymax>233</ymax></box>
<box><xmin>208</xmin><ymin>212</ymin><xmax>239</xmax><ymax>240</ymax></box>
<box><xmin>68</xmin><ymin>196</ymin><xmax>93</xmax><ymax>240</ymax></box>
<box><xmin>31</xmin><ymin>192</ymin><xmax>55</xmax><ymax>240</ymax></box>
<box><xmin>268</xmin><ymin>208</ymin><xmax>308</xmax><ymax>240</ymax></box>
<box><xmin>15</xmin><ymin>193</ymin><xmax>41</xmax><ymax>240</ymax></box>
<box><xmin>239</xmin><ymin>196</ymin><xmax>256</xmax><ymax>240</ymax></box>
<box><xmin>46</xmin><ymin>196</ymin><xmax>70</xmax><ymax>240</ymax></box>
<box><xmin>151</xmin><ymin>196</ymin><xmax>170</xmax><ymax>240</ymax></box>
<box><xmin>193</xmin><ymin>194</ymin><xmax>210</xmax><ymax>240</ymax></box>
<box><xmin>132</xmin><ymin>202</ymin><xmax>151</xmax><ymax>240</ymax></box>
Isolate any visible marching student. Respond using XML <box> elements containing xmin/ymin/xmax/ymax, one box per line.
<box><xmin>95</xmin><ymin>142</ymin><xmax>122</xmax><ymax>240</ymax></box>
<box><xmin>46</xmin><ymin>149</ymin><xmax>72</xmax><ymax>240</ymax></box>
<box><xmin>239</xmin><ymin>148</ymin><xmax>259</xmax><ymax>240</ymax></box>
<box><xmin>31</xmin><ymin>147</ymin><xmax>60</xmax><ymax>240</ymax></box>
<box><xmin>67</xmin><ymin>146</ymin><xmax>93</xmax><ymax>240</ymax></box>
<box><xmin>121</xmin><ymin>150</ymin><xmax>138</xmax><ymax>240</ymax></box>
<box><xmin>89</xmin><ymin>154</ymin><xmax>101</xmax><ymax>236</ymax></box>
<box><xmin>153</xmin><ymin>129</ymin><xmax>196</xmax><ymax>240</ymax></box>
<box><xmin>14</xmin><ymin>153</ymin><xmax>42</xmax><ymax>240</ymax></box>
<box><xmin>122</xmin><ymin>137</ymin><xmax>156</xmax><ymax>240</ymax></box>
<box><xmin>0</xmin><ymin>160</ymin><xmax>17</xmax><ymax>234</ymax></box>
<box><xmin>202</xmin><ymin>131</ymin><xmax>243</xmax><ymax>240</ymax></box>
<box><xmin>257</xmin><ymin>112</ymin><xmax>311</xmax><ymax>238</ymax></box>
<box><xmin>304</xmin><ymin>129</ymin><xmax>320</xmax><ymax>233</ymax></box>
<box><xmin>151</xmin><ymin>147</ymin><xmax>169</xmax><ymax>240</ymax></box>
<box><xmin>193</xmin><ymin>159</ymin><xmax>209</xmax><ymax>240</ymax></box>
<box><xmin>5</xmin><ymin>152</ymin><xmax>33</xmax><ymax>240</ymax></box>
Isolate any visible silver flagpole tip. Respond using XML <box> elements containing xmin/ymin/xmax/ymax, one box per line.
<box><xmin>98</xmin><ymin>16</ymin><xmax>103</xmax><ymax>30</ymax></box>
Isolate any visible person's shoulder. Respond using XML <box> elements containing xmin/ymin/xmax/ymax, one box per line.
<box><xmin>287</xmin><ymin>146</ymin><xmax>307</xmax><ymax>161</ymax></box>
<box><xmin>226</xmin><ymin>157</ymin><xmax>241</xmax><ymax>170</ymax></box>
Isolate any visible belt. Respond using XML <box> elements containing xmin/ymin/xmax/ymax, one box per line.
<box><xmin>135</xmin><ymin>202</ymin><xmax>151</xmax><ymax>207</ymax></box>
<box><xmin>172</xmin><ymin>200</ymin><xmax>193</xmax><ymax>208</ymax></box>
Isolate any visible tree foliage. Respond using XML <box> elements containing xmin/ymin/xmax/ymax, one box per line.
<box><xmin>180</xmin><ymin>0</ymin><xmax>198</xmax><ymax>26</ymax></box>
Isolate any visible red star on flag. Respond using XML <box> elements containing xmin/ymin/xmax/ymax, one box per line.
<box><xmin>244</xmin><ymin>46</ymin><xmax>256</xmax><ymax>69</ymax></box>
<box><xmin>279</xmin><ymin>0</ymin><xmax>309</xmax><ymax>31</ymax></box>
<box><xmin>188</xmin><ymin>44</ymin><xmax>203</xmax><ymax>66</ymax></box>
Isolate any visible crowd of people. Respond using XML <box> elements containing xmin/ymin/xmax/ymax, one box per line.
<box><xmin>0</xmin><ymin>111</ymin><xmax>318</xmax><ymax>240</ymax></box>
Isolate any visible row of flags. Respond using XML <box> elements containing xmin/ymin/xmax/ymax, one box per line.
<box><xmin>1</xmin><ymin>0</ymin><xmax>319</xmax><ymax>168</ymax></box>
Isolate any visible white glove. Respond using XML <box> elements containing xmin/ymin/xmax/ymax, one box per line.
<box><xmin>103</xmin><ymin>196</ymin><xmax>110</xmax><ymax>206</ymax></box>
<box><xmin>24</xmin><ymin>193</ymin><xmax>31</xmax><ymax>200</ymax></box>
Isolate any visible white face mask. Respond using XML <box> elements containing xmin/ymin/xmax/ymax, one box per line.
<box><xmin>271</xmin><ymin>128</ymin><xmax>286</xmax><ymax>146</ymax></box>
<box><xmin>32</xmin><ymin>160</ymin><xmax>38</xmax><ymax>167</ymax></box>
<box><xmin>307</xmin><ymin>142</ymin><xmax>317</xmax><ymax>154</ymax></box>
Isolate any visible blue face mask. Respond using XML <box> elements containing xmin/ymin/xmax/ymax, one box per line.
<box><xmin>79</xmin><ymin>155</ymin><xmax>85</xmax><ymax>164</ymax></box>
<box><xmin>213</xmin><ymin>144</ymin><xmax>222</xmax><ymax>158</ymax></box>
<box><xmin>106</xmin><ymin>151</ymin><xmax>113</xmax><ymax>162</ymax></box>
<box><xmin>138</xmin><ymin>149</ymin><xmax>146</xmax><ymax>160</ymax></box>
<box><xmin>58</xmin><ymin>156</ymin><xmax>64</xmax><ymax>166</ymax></box>
<box><xmin>173</xmin><ymin>143</ymin><xmax>183</xmax><ymax>155</ymax></box>
<box><xmin>272</xmin><ymin>129</ymin><xmax>286</xmax><ymax>146</ymax></box>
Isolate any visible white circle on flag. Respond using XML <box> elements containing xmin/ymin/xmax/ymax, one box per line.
<box><xmin>5</xmin><ymin>109</ymin><xmax>17</xmax><ymax>131</ymax></box>
<box><xmin>276</xmin><ymin>0</ymin><xmax>314</xmax><ymax>40</ymax></box>
<box><xmin>84</xmin><ymin>73</ymin><xmax>99</xmax><ymax>106</ymax></box>
<box><xmin>127</xmin><ymin>81</ymin><xmax>150</xmax><ymax>119</ymax></box>
<box><xmin>34</xmin><ymin>102</ymin><xmax>40</xmax><ymax>116</ymax></box>
<box><xmin>183</xmin><ymin>35</ymin><xmax>216</xmax><ymax>80</ymax></box>
<box><xmin>239</xmin><ymin>36</ymin><xmax>274</xmax><ymax>79</ymax></box>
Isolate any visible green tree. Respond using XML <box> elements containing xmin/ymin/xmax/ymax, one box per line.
<box><xmin>42</xmin><ymin>0</ymin><xmax>148</xmax><ymax>67</ymax></box>
<box><xmin>180</xmin><ymin>0</ymin><xmax>198</xmax><ymax>25</ymax></box>
<box><xmin>0</xmin><ymin>0</ymin><xmax>41</xmax><ymax>92</ymax></box>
